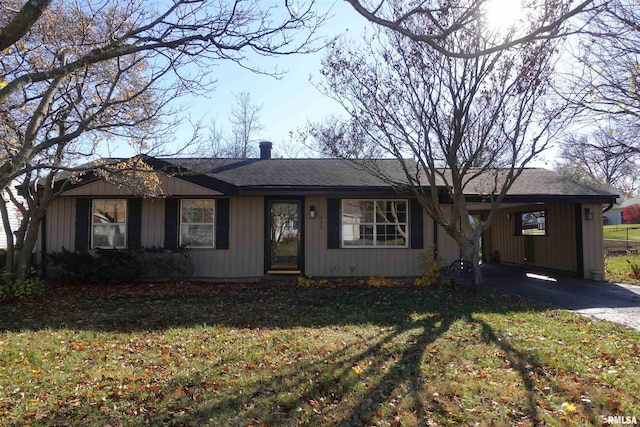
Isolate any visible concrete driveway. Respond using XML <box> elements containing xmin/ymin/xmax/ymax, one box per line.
<box><xmin>482</xmin><ymin>264</ymin><xmax>640</xmax><ymax>332</ymax></box>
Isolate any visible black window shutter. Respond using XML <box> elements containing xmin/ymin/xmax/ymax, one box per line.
<box><xmin>410</xmin><ymin>198</ymin><xmax>424</xmax><ymax>249</ymax></box>
<box><xmin>128</xmin><ymin>199</ymin><xmax>142</xmax><ymax>249</ymax></box>
<box><xmin>75</xmin><ymin>198</ymin><xmax>91</xmax><ymax>251</ymax></box>
<box><xmin>327</xmin><ymin>198</ymin><xmax>340</xmax><ymax>249</ymax></box>
<box><xmin>164</xmin><ymin>199</ymin><xmax>179</xmax><ymax>249</ymax></box>
<box><xmin>215</xmin><ymin>198</ymin><xmax>230</xmax><ymax>249</ymax></box>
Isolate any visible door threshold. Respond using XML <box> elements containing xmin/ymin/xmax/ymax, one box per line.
<box><xmin>267</xmin><ymin>270</ymin><xmax>301</xmax><ymax>275</ymax></box>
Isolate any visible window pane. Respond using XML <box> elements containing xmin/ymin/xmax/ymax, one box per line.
<box><xmin>92</xmin><ymin>200</ymin><xmax>127</xmax><ymax>249</ymax></box>
<box><xmin>182</xmin><ymin>200</ymin><xmax>214</xmax><ymax>224</ymax></box>
<box><xmin>343</xmin><ymin>200</ymin><xmax>364</xmax><ymax>225</ymax></box>
<box><xmin>520</xmin><ymin>210</ymin><xmax>546</xmax><ymax>236</ymax></box>
<box><xmin>342</xmin><ymin>224</ymin><xmax>361</xmax><ymax>246</ymax></box>
<box><xmin>93</xmin><ymin>200</ymin><xmax>126</xmax><ymax>224</ymax></box>
<box><xmin>92</xmin><ymin>224</ymin><xmax>126</xmax><ymax>248</ymax></box>
<box><xmin>180</xmin><ymin>200</ymin><xmax>215</xmax><ymax>247</ymax></box>
<box><xmin>181</xmin><ymin>224</ymin><xmax>214</xmax><ymax>247</ymax></box>
<box><xmin>342</xmin><ymin>199</ymin><xmax>409</xmax><ymax>248</ymax></box>
<box><xmin>376</xmin><ymin>201</ymin><xmax>406</xmax><ymax>223</ymax></box>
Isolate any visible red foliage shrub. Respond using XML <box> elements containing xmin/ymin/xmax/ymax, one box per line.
<box><xmin>622</xmin><ymin>204</ymin><xmax>640</xmax><ymax>224</ymax></box>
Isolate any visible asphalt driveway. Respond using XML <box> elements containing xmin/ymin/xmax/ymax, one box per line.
<box><xmin>482</xmin><ymin>263</ymin><xmax>640</xmax><ymax>331</ymax></box>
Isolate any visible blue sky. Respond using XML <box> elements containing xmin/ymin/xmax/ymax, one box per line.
<box><xmin>164</xmin><ymin>1</ymin><xmax>368</xmax><ymax>158</ymax></box>
<box><xmin>112</xmin><ymin>0</ymin><xmax>556</xmax><ymax>166</ymax></box>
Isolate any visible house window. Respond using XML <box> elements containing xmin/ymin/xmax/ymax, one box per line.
<box><xmin>517</xmin><ymin>210</ymin><xmax>546</xmax><ymax>236</ymax></box>
<box><xmin>92</xmin><ymin>199</ymin><xmax>127</xmax><ymax>249</ymax></box>
<box><xmin>342</xmin><ymin>199</ymin><xmax>408</xmax><ymax>247</ymax></box>
<box><xmin>180</xmin><ymin>199</ymin><xmax>215</xmax><ymax>247</ymax></box>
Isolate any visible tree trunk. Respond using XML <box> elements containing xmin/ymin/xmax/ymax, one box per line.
<box><xmin>460</xmin><ymin>237</ymin><xmax>483</xmax><ymax>288</ymax></box>
<box><xmin>12</xmin><ymin>208</ymin><xmax>43</xmax><ymax>281</ymax></box>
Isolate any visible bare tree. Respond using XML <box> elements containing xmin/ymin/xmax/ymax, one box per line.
<box><xmin>229</xmin><ymin>91</ymin><xmax>264</xmax><ymax>158</ymax></box>
<box><xmin>209</xmin><ymin>91</ymin><xmax>264</xmax><ymax>158</ymax></box>
<box><xmin>568</xmin><ymin>0</ymin><xmax>640</xmax><ymax>144</ymax></box>
<box><xmin>344</xmin><ymin>0</ymin><xmax>602</xmax><ymax>58</ymax></box>
<box><xmin>555</xmin><ymin>122</ymin><xmax>640</xmax><ymax>196</ymax></box>
<box><xmin>311</xmin><ymin>1</ymin><xmax>569</xmax><ymax>285</ymax></box>
<box><xmin>0</xmin><ymin>0</ymin><xmax>325</xmax><ymax>282</ymax></box>
<box><xmin>0</xmin><ymin>0</ymin><xmax>51</xmax><ymax>51</ymax></box>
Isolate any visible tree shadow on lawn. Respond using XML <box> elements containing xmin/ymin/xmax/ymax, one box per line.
<box><xmin>0</xmin><ymin>282</ymin><xmax>630</xmax><ymax>426</ymax></box>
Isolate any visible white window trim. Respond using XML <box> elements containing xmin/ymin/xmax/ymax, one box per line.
<box><xmin>341</xmin><ymin>199</ymin><xmax>409</xmax><ymax>249</ymax></box>
<box><xmin>91</xmin><ymin>199</ymin><xmax>127</xmax><ymax>249</ymax></box>
<box><xmin>180</xmin><ymin>199</ymin><xmax>216</xmax><ymax>248</ymax></box>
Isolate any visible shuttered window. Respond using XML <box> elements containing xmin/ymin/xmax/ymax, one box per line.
<box><xmin>342</xmin><ymin>199</ymin><xmax>408</xmax><ymax>248</ymax></box>
<box><xmin>91</xmin><ymin>199</ymin><xmax>127</xmax><ymax>249</ymax></box>
<box><xmin>180</xmin><ymin>199</ymin><xmax>215</xmax><ymax>248</ymax></box>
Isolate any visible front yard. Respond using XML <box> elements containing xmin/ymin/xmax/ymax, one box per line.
<box><xmin>1</xmin><ymin>281</ymin><xmax>639</xmax><ymax>426</ymax></box>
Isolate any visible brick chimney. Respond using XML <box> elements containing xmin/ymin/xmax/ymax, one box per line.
<box><xmin>259</xmin><ymin>141</ymin><xmax>272</xmax><ymax>159</ymax></box>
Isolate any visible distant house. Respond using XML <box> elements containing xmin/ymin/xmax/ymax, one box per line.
<box><xmin>43</xmin><ymin>142</ymin><xmax>617</xmax><ymax>281</ymax></box>
<box><xmin>603</xmin><ymin>196</ymin><xmax>640</xmax><ymax>225</ymax></box>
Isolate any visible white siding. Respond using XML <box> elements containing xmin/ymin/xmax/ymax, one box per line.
<box><xmin>1</xmin><ymin>182</ymin><xmax>26</xmax><ymax>249</ymax></box>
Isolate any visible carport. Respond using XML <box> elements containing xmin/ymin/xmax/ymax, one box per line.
<box><xmin>482</xmin><ymin>263</ymin><xmax>640</xmax><ymax>331</ymax></box>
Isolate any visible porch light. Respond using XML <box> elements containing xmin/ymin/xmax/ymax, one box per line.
<box><xmin>309</xmin><ymin>205</ymin><xmax>316</xmax><ymax>218</ymax></box>
<box><xmin>584</xmin><ymin>208</ymin><xmax>594</xmax><ymax>220</ymax></box>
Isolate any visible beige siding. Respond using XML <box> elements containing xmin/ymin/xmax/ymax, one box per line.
<box><xmin>581</xmin><ymin>203</ymin><xmax>605</xmax><ymax>280</ymax></box>
<box><xmin>304</xmin><ymin>196</ymin><xmax>429</xmax><ymax>277</ymax></box>
<box><xmin>62</xmin><ymin>176</ymin><xmax>221</xmax><ymax>197</ymax></box>
<box><xmin>46</xmin><ymin>197</ymin><xmax>76</xmax><ymax>252</ymax></box>
<box><xmin>435</xmin><ymin>205</ymin><xmax>461</xmax><ymax>264</ymax></box>
<box><xmin>189</xmin><ymin>196</ymin><xmax>264</xmax><ymax>279</ymax></box>
<box><xmin>45</xmin><ymin>194</ymin><xmax>605</xmax><ymax>280</ymax></box>
<box><xmin>141</xmin><ymin>199</ymin><xmax>165</xmax><ymax>247</ymax></box>
<box><xmin>46</xmin><ymin>195</ymin><xmax>265</xmax><ymax>279</ymax></box>
<box><xmin>485</xmin><ymin>203</ymin><xmax>577</xmax><ymax>273</ymax></box>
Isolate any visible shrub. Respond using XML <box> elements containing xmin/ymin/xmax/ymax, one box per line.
<box><xmin>47</xmin><ymin>246</ymin><xmax>193</xmax><ymax>284</ymax></box>
<box><xmin>366</xmin><ymin>276</ymin><xmax>397</xmax><ymax>286</ymax></box>
<box><xmin>297</xmin><ymin>274</ymin><xmax>315</xmax><ymax>287</ymax></box>
<box><xmin>627</xmin><ymin>259</ymin><xmax>640</xmax><ymax>280</ymax></box>
<box><xmin>0</xmin><ymin>270</ymin><xmax>45</xmax><ymax>300</ymax></box>
<box><xmin>622</xmin><ymin>204</ymin><xmax>640</xmax><ymax>224</ymax></box>
<box><xmin>414</xmin><ymin>249</ymin><xmax>444</xmax><ymax>286</ymax></box>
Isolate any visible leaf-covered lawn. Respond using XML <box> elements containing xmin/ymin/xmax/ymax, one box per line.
<box><xmin>606</xmin><ymin>253</ymin><xmax>640</xmax><ymax>285</ymax></box>
<box><xmin>1</xmin><ymin>281</ymin><xmax>639</xmax><ymax>426</ymax></box>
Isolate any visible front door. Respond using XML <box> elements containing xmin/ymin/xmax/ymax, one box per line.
<box><xmin>266</xmin><ymin>199</ymin><xmax>303</xmax><ymax>273</ymax></box>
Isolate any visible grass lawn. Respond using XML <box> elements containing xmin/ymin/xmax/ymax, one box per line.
<box><xmin>606</xmin><ymin>252</ymin><xmax>640</xmax><ymax>285</ymax></box>
<box><xmin>603</xmin><ymin>224</ymin><xmax>640</xmax><ymax>241</ymax></box>
<box><xmin>1</xmin><ymin>282</ymin><xmax>639</xmax><ymax>426</ymax></box>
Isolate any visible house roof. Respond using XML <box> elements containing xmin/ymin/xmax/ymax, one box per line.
<box><xmin>60</xmin><ymin>155</ymin><xmax>619</xmax><ymax>203</ymax></box>
<box><xmin>503</xmin><ymin>168</ymin><xmax>617</xmax><ymax>200</ymax></box>
<box><xmin>167</xmin><ymin>158</ymin><xmax>410</xmax><ymax>190</ymax></box>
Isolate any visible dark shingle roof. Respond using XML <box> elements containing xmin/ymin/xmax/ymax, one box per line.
<box><xmin>505</xmin><ymin>168</ymin><xmax>616</xmax><ymax>198</ymax></box>
<box><xmin>164</xmin><ymin>158</ymin><xmax>616</xmax><ymax>202</ymax></box>
<box><xmin>169</xmin><ymin>158</ymin><xmax>413</xmax><ymax>189</ymax></box>
<box><xmin>62</xmin><ymin>155</ymin><xmax>618</xmax><ymax>202</ymax></box>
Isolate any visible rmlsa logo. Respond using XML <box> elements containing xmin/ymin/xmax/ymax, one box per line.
<box><xmin>607</xmin><ymin>416</ymin><xmax>638</xmax><ymax>425</ymax></box>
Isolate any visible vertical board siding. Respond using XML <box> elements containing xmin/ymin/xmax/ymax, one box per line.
<box><xmin>486</xmin><ymin>203</ymin><xmax>577</xmax><ymax>273</ymax></box>
<box><xmin>47</xmin><ymin>195</ymin><xmax>598</xmax><ymax>279</ymax></box>
<box><xmin>142</xmin><ymin>199</ymin><xmax>164</xmax><ymax>247</ymax></box>
<box><xmin>435</xmin><ymin>205</ymin><xmax>460</xmax><ymax>264</ymax></box>
<box><xmin>63</xmin><ymin>176</ymin><xmax>221</xmax><ymax>197</ymax></box>
<box><xmin>188</xmin><ymin>196</ymin><xmax>264</xmax><ymax>279</ymax></box>
<box><xmin>47</xmin><ymin>197</ymin><xmax>76</xmax><ymax>252</ymax></box>
<box><xmin>304</xmin><ymin>196</ymin><xmax>430</xmax><ymax>277</ymax></box>
<box><xmin>46</xmin><ymin>196</ymin><xmax>265</xmax><ymax>279</ymax></box>
<box><xmin>581</xmin><ymin>203</ymin><xmax>605</xmax><ymax>279</ymax></box>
